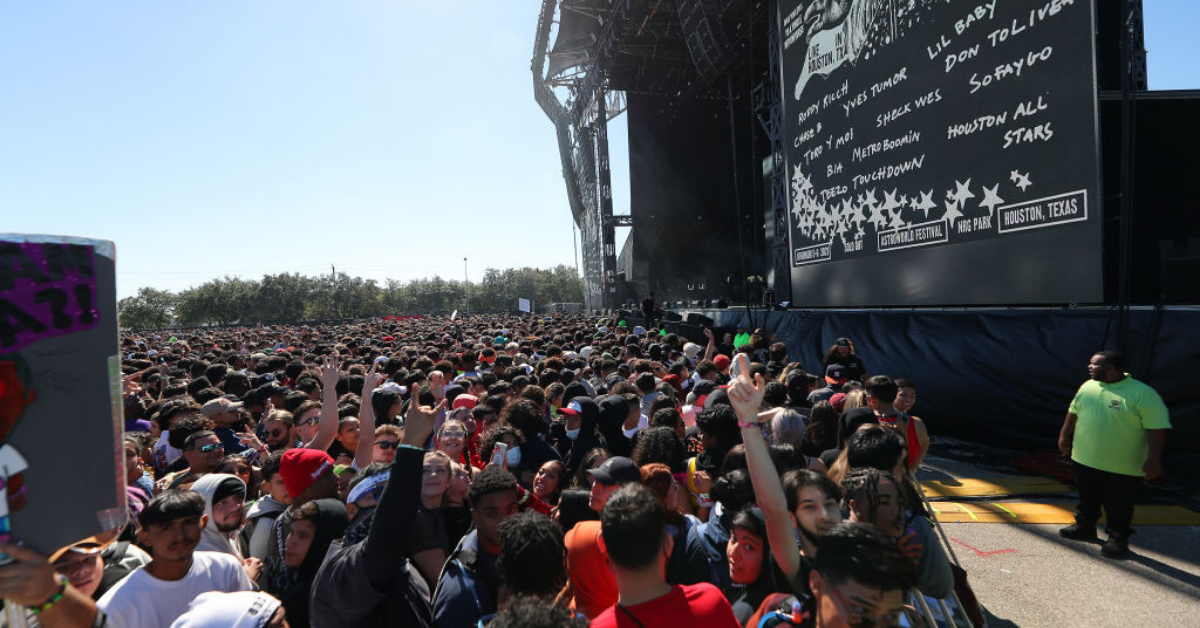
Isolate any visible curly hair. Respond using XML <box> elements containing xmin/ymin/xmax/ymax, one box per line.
<box><xmin>630</xmin><ymin>426</ymin><xmax>686</xmax><ymax>473</ymax></box>
<box><xmin>489</xmin><ymin>595</ymin><xmax>588</xmax><ymax>628</ymax></box>
<box><xmin>166</xmin><ymin>415</ymin><xmax>216</xmax><ymax>451</ymax></box>
<box><xmin>501</xmin><ymin>399</ymin><xmax>547</xmax><ymax>438</ymax></box>
<box><xmin>480</xmin><ymin>424</ymin><xmax>523</xmax><ymax>463</ymax></box>
<box><xmin>497</xmin><ymin>512</ymin><xmax>567</xmax><ymax>597</ymax></box>
<box><xmin>469</xmin><ymin>465</ymin><xmax>519</xmax><ymax>506</ymax></box>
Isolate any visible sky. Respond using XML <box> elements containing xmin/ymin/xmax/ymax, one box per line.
<box><xmin>2</xmin><ymin>1</ymin><xmax>1196</xmax><ymax>300</ymax></box>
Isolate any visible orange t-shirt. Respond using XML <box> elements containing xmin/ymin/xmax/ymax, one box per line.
<box><xmin>565</xmin><ymin>520</ymin><xmax>619</xmax><ymax>619</ymax></box>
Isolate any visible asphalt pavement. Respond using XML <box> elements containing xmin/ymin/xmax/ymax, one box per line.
<box><xmin>915</xmin><ymin>441</ymin><xmax>1200</xmax><ymax>628</ymax></box>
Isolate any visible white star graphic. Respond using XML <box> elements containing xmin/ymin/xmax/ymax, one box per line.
<box><xmin>952</xmin><ymin>179</ymin><xmax>975</xmax><ymax>205</ymax></box>
<box><xmin>913</xmin><ymin>190</ymin><xmax>938</xmax><ymax>220</ymax></box>
<box><xmin>881</xmin><ymin>188</ymin><xmax>905</xmax><ymax>213</ymax></box>
<box><xmin>862</xmin><ymin>188</ymin><xmax>880</xmax><ymax>209</ymax></box>
<box><xmin>850</xmin><ymin>201</ymin><xmax>867</xmax><ymax>227</ymax></box>
<box><xmin>1011</xmin><ymin>171</ymin><xmax>1032</xmax><ymax>192</ymax></box>
<box><xmin>943</xmin><ymin>199</ymin><xmax>964</xmax><ymax>227</ymax></box>
<box><xmin>979</xmin><ymin>184</ymin><xmax>1004</xmax><ymax>217</ymax></box>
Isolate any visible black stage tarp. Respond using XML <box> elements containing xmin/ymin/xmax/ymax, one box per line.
<box><xmin>640</xmin><ymin>307</ymin><xmax>1199</xmax><ymax>476</ymax></box>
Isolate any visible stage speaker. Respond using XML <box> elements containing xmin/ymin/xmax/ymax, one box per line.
<box><xmin>663</xmin><ymin>311</ymin><xmax>684</xmax><ymax>322</ymax></box>
<box><xmin>687</xmin><ymin>313</ymin><xmax>715</xmax><ymax>327</ymax></box>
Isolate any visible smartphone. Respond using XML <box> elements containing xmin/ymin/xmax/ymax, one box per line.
<box><xmin>491</xmin><ymin>442</ymin><xmax>509</xmax><ymax>468</ymax></box>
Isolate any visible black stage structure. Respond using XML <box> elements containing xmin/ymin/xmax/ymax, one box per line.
<box><xmin>533</xmin><ymin>0</ymin><xmax>1199</xmax><ymax>473</ymax></box>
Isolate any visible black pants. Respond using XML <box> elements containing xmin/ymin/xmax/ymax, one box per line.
<box><xmin>1073</xmin><ymin>461</ymin><xmax>1142</xmax><ymax>536</ymax></box>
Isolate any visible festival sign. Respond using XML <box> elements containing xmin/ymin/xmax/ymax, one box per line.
<box><xmin>0</xmin><ymin>235</ymin><xmax>125</xmax><ymax>554</ymax></box>
<box><xmin>779</xmin><ymin>0</ymin><xmax>1102</xmax><ymax>305</ymax></box>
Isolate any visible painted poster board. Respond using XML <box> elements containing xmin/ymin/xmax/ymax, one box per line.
<box><xmin>0</xmin><ymin>234</ymin><xmax>124</xmax><ymax>554</ymax></box>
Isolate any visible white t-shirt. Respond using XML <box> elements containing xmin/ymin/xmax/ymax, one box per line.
<box><xmin>0</xmin><ymin>445</ymin><xmax>29</xmax><ymax>519</ymax></box>
<box><xmin>98</xmin><ymin>551</ymin><xmax>251</xmax><ymax>628</ymax></box>
<box><xmin>153</xmin><ymin>431</ymin><xmax>183</xmax><ymax>469</ymax></box>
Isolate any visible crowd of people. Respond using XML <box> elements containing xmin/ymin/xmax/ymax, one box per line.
<box><xmin>4</xmin><ymin>312</ymin><xmax>1165</xmax><ymax>628</ymax></box>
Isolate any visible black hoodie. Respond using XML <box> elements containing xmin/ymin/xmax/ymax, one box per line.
<box><xmin>281</xmin><ymin>498</ymin><xmax>348</xmax><ymax>628</ymax></box>
<box><xmin>558</xmin><ymin>396</ymin><xmax>606</xmax><ymax>476</ymax></box>
<box><xmin>596</xmin><ymin>394</ymin><xmax>633</xmax><ymax>458</ymax></box>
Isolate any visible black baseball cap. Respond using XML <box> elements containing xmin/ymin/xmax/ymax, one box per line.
<box><xmin>587</xmin><ymin>456</ymin><xmax>641</xmax><ymax>486</ymax></box>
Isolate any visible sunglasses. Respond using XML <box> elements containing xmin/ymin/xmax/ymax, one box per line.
<box><xmin>374</xmin><ymin>441</ymin><xmax>399</xmax><ymax>450</ymax></box>
<box><xmin>266</xmin><ymin>429</ymin><xmax>287</xmax><ymax>438</ymax></box>
<box><xmin>300</xmin><ymin>417</ymin><xmax>319</xmax><ymax>427</ymax></box>
<box><xmin>193</xmin><ymin>443</ymin><xmax>224</xmax><ymax>454</ymax></box>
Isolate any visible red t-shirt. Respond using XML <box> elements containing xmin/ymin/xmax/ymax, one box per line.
<box><xmin>565</xmin><ymin>521</ymin><xmax>618</xmax><ymax>619</ymax></box>
<box><xmin>591</xmin><ymin>584</ymin><xmax>741</xmax><ymax>628</ymax></box>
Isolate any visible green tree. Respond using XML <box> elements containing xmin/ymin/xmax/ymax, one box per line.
<box><xmin>118</xmin><ymin>287</ymin><xmax>177</xmax><ymax>329</ymax></box>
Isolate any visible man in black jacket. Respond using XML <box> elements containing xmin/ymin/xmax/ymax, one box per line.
<box><xmin>308</xmin><ymin>368</ymin><xmax>446</xmax><ymax>628</ymax></box>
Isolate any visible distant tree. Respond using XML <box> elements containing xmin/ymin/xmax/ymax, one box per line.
<box><xmin>124</xmin><ymin>266</ymin><xmax>584</xmax><ymax>323</ymax></box>
<box><xmin>118</xmin><ymin>287</ymin><xmax>177</xmax><ymax>329</ymax></box>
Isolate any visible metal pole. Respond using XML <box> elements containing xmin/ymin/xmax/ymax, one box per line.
<box><xmin>728</xmin><ymin>74</ymin><xmax>754</xmax><ymax>329</ymax></box>
<box><xmin>464</xmin><ymin>257</ymin><xmax>470</xmax><ymax>317</ymax></box>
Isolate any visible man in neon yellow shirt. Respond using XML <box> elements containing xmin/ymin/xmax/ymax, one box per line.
<box><xmin>1057</xmin><ymin>351</ymin><xmax>1170</xmax><ymax>558</ymax></box>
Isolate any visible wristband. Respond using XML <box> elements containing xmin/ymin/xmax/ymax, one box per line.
<box><xmin>398</xmin><ymin>443</ymin><xmax>425</xmax><ymax>453</ymax></box>
<box><xmin>737</xmin><ymin>420</ymin><xmax>763</xmax><ymax>429</ymax></box>
<box><xmin>29</xmin><ymin>574</ymin><xmax>67</xmax><ymax>615</ymax></box>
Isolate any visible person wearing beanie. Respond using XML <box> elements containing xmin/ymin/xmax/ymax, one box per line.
<box><xmin>712</xmin><ymin>354</ymin><xmax>732</xmax><ymax>380</ymax></box>
<box><xmin>191</xmin><ymin>474</ymin><xmax>254</xmax><ymax>571</ymax></box>
<box><xmin>259</xmin><ymin>448</ymin><xmax>338</xmax><ymax>598</ymax></box>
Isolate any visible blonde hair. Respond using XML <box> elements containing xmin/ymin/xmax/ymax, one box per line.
<box><xmin>842</xmin><ymin>390</ymin><xmax>869</xmax><ymax>411</ymax></box>
<box><xmin>375</xmin><ymin>424</ymin><xmax>402</xmax><ymax>439</ymax></box>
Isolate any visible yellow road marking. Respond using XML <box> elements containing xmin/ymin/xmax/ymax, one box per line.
<box><xmin>932</xmin><ymin>503</ymin><xmax>1200</xmax><ymax>525</ymax></box>
<box><xmin>920</xmin><ymin>477</ymin><xmax>1070</xmax><ymax>498</ymax></box>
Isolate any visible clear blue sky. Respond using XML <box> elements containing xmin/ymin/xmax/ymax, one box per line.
<box><xmin>2</xmin><ymin>1</ymin><xmax>1195</xmax><ymax>299</ymax></box>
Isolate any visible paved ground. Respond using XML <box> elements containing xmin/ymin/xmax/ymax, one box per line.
<box><xmin>915</xmin><ymin>442</ymin><xmax>1200</xmax><ymax>628</ymax></box>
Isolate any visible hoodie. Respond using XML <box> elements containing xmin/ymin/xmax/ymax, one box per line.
<box><xmin>596</xmin><ymin>394</ymin><xmax>632</xmax><ymax>458</ymax></box>
<box><xmin>280</xmin><ymin>498</ymin><xmax>348</xmax><ymax>628</ymax></box>
<box><xmin>241</xmin><ymin>495</ymin><xmax>290</xmax><ymax>560</ymax></box>
<box><xmin>560</xmin><ymin>397</ymin><xmax>607</xmax><ymax>474</ymax></box>
<box><xmin>192</xmin><ymin>474</ymin><xmax>247</xmax><ymax>561</ymax></box>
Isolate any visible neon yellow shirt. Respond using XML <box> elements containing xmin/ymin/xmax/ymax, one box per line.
<box><xmin>1068</xmin><ymin>376</ymin><xmax>1171</xmax><ymax>476</ymax></box>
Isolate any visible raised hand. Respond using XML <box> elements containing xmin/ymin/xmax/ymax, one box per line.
<box><xmin>318</xmin><ymin>353</ymin><xmax>343</xmax><ymax>390</ymax></box>
<box><xmin>0</xmin><ymin>543</ymin><xmax>61</xmax><ymax>607</ymax></box>
<box><xmin>430</xmin><ymin>371</ymin><xmax>445</xmax><ymax>403</ymax></box>
<box><xmin>726</xmin><ymin>354</ymin><xmax>767</xmax><ymax>422</ymax></box>
<box><xmin>403</xmin><ymin>397</ymin><xmax>447</xmax><ymax>447</ymax></box>
<box><xmin>362</xmin><ymin>361</ymin><xmax>385</xmax><ymax>396</ymax></box>
<box><xmin>694</xmin><ymin>470</ymin><xmax>713</xmax><ymax>495</ymax></box>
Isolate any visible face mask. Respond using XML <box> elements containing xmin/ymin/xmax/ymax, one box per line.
<box><xmin>505</xmin><ymin>447</ymin><xmax>522</xmax><ymax>467</ymax></box>
<box><xmin>622</xmin><ymin>427</ymin><xmax>639</xmax><ymax>439</ymax></box>
<box><xmin>565</xmin><ymin>427</ymin><xmax>581</xmax><ymax>441</ymax></box>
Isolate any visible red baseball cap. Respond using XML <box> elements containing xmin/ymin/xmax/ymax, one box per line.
<box><xmin>280</xmin><ymin>449</ymin><xmax>334</xmax><ymax>499</ymax></box>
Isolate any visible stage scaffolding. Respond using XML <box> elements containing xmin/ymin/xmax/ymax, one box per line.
<box><xmin>532</xmin><ymin>0</ymin><xmax>775</xmax><ymax>310</ymax></box>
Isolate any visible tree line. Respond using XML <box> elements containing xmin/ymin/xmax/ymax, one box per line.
<box><xmin>118</xmin><ymin>266</ymin><xmax>584</xmax><ymax>329</ymax></box>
